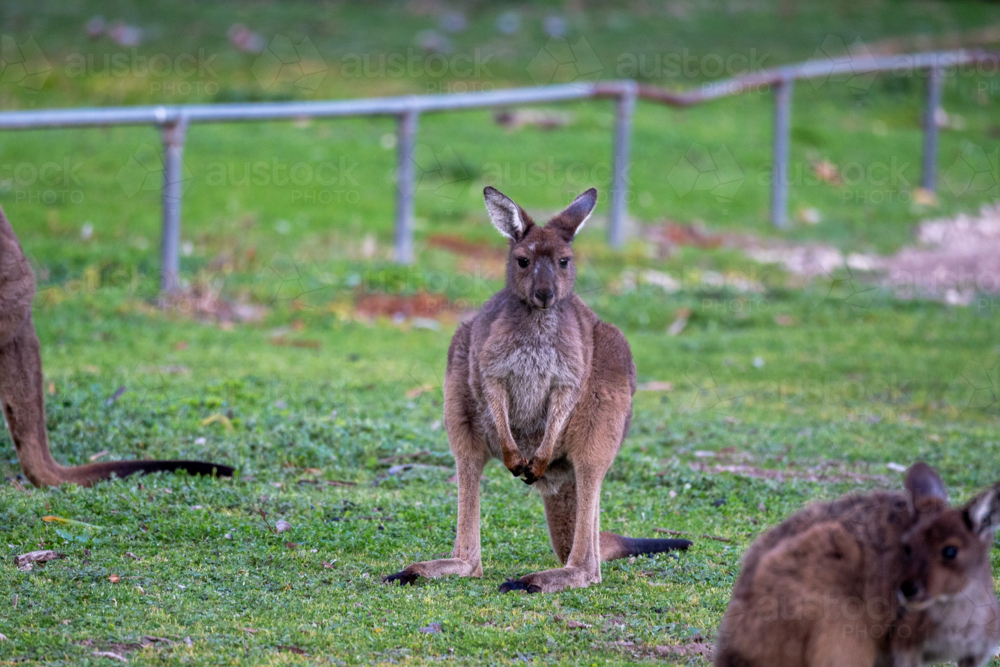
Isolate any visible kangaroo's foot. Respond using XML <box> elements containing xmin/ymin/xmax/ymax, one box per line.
<box><xmin>498</xmin><ymin>565</ymin><xmax>599</xmax><ymax>594</ymax></box>
<box><xmin>384</xmin><ymin>557</ymin><xmax>482</xmax><ymax>586</ymax></box>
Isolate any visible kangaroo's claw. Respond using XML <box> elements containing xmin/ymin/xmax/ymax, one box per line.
<box><xmin>503</xmin><ymin>451</ymin><xmax>528</xmax><ymax>478</ymax></box>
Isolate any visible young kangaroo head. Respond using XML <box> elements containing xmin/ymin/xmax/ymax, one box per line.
<box><xmin>898</xmin><ymin>473</ymin><xmax>1000</xmax><ymax>611</ymax></box>
<box><xmin>483</xmin><ymin>186</ymin><xmax>597</xmax><ymax>310</ymax></box>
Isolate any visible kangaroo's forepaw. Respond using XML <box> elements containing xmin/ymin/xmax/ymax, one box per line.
<box><xmin>498</xmin><ymin>578</ymin><xmax>542</xmax><ymax>594</ymax></box>
<box><xmin>524</xmin><ymin>457</ymin><xmax>548</xmax><ymax>483</ymax></box>
<box><xmin>384</xmin><ymin>570</ymin><xmax>421</xmax><ymax>586</ymax></box>
<box><xmin>503</xmin><ymin>453</ymin><xmax>528</xmax><ymax>478</ymax></box>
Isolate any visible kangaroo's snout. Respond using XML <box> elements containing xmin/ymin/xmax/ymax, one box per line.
<box><xmin>899</xmin><ymin>579</ymin><xmax>922</xmax><ymax>602</ymax></box>
<box><xmin>533</xmin><ymin>288</ymin><xmax>555</xmax><ymax>308</ymax></box>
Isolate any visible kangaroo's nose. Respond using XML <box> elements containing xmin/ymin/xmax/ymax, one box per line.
<box><xmin>900</xmin><ymin>580</ymin><xmax>921</xmax><ymax>600</ymax></box>
<box><xmin>534</xmin><ymin>289</ymin><xmax>554</xmax><ymax>306</ymax></box>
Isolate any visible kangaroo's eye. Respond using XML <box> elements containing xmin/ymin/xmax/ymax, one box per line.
<box><xmin>517</xmin><ymin>257</ymin><xmax>529</xmax><ymax>268</ymax></box>
<box><xmin>903</xmin><ymin>544</ymin><xmax>912</xmax><ymax>557</ymax></box>
<box><xmin>942</xmin><ymin>545</ymin><xmax>958</xmax><ymax>560</ymax></box>
<box><xmin>559</xmin><ymin>257</ymin><xmax>570</xmax><ymax>269</ymax></box>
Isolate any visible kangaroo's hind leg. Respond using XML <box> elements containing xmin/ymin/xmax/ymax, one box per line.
<box><xmin>385</xmin><ymin>323</ymin><xmax>489</xmax><ymax>585</ymax></box>
<box><xmin>541</xmin><ymin>479</ymin><xmax>577</xmax><ymax>566</ymax></box>
<box><xmin>383</xmin><ymin>435</ymin><xmax>488</xmax><ymax>585</ymax></box>
<box><xmin>501</xmin><ymin>397</ymin><xmax>633</xmax><ymax>589</ymax></box>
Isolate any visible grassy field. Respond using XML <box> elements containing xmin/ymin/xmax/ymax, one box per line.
<box><xmin>2</xmin><ymin>1</ymin><xmax>1000</xmax><ymax>665</ymax></box>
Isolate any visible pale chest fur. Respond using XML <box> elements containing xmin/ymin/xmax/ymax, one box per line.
<box><xmin>913</xmin><ymin>576</ymin><xmax>999</xmax><ymax>665</ymax></box>
<box><xmin>478</xmin><ymin>309</ymin><xmax>585</xmax><ymax>438</ymax></box>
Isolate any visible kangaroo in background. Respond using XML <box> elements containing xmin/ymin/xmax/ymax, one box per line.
<box><xmin>715</xmin><ymin>462</ymin><xmax>1000</xmax><ymax>667</ymax></box>
<box><xmin>891</xmin><ymin>476</ymin><xmax>1000</xmax><ymax>667</ymax></box>
<box><xmin>0</xmin><ymin>207</ymin><xmax>233</xmax><ymax>487</ymax></box>
<box><xmin>385</xmin><ymin>187</ymin><xmax>690</xmax><ymax>594</ymax></box>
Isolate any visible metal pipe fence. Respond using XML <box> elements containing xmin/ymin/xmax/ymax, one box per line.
<box><xmin>0</xmin><ymin>48</ymin><xmax>996</xmax><ymax>292</ymax></box>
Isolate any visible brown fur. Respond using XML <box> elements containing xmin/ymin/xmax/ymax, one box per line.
<box><xmin>715</xmin><ymin>463</ymin><xmax>1000</xmax><ymax>667</ymax></box>
<box><xmin>385</xmin><ymin>187</ymin><xmax>690</xmax><ymax>593</ymax></box>
<box><xmin>891</xmin><ymin>483</ymin><xmax>1000</xmax><ymax>667</ymax></box>
<box><xmin>0</xmin><ymin>207</ymin><xmax>233</xmax><ymax>487</ymax></box>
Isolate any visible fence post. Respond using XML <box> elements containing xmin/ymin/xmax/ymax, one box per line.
<box><xmin>394</xmin><ymin>108</ymin><xmax>419</xmax><ymax>264</ymax></box>
<box><xmin>921</xmin><ymin>66</ymin><xmax>942</xmax><ymax>192</ymax></box>
<box><xmin>160</xmin><ymin>115</ymin><xmax>188</xmax><ymax>293</ymax></box>
<box><xmin>609</xmin><ymin>80</ymin><xmax>637</xmax><ymax>249</ymax></box>
<box><xmin>770</xmin><ymin>76</ymin><xmax>793</xmax><ymax>229</ymax></box>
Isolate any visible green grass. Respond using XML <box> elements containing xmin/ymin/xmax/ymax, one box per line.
<box><xmin>2</xmin><ymin>1</ymin><xmax>1000</xmax><ymax>665</ymax></box>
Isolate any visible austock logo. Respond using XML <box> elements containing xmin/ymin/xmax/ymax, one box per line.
<box><xmin>527</xmin><ymin>35</ymin><xmax>603</xmax><ymax>85</ymax></box>
<box><xmin>251</xmin><ymin>35</ymin><xmax>327</xmax><ymax>93</ymax></box>
<box><xmin>1</xmin><ymin>35</ymin><xmax>52</xmax><ymax>91</ymax></box>
<box><xmin>809</xmin><ymin>35</ymin><xmax>878</xmax><ymax>92</ymax></box>
<box><xmin>250</xmin><ymin>252</ymin><xmax>326</xmax><ymax>307</ymax></box>
<box><xmin>667</xmin><ymin>144</ymin><xmax>745</xmax><ymax>213</ymax></box>
<box><xmin>1</xmin><ymin>158</ymin><xmax>86</xmax><ymax>204</ymax></box>
<box><xmin>116</xmin><ymin>144</ymin><xmax>193</xmax><ymax>198</ymax></box>
<box><xmin>402</xmin><ymin>143</ymin><xmax>473</xmax><ymax>211</ymax></box>
<box><xmin>944</xmin><ymin>143</ymin><xmax>1000</xmax><ymax>198</ymax></box>
<box><xmin>945</xmin><ymin>358</ymin><xmax>1000</xmax><ymax>419</ymax></box>
<box><xmin>681</xmin><ymin>361</ymin><xmax>751</xmax><ymax>411</ymax></box>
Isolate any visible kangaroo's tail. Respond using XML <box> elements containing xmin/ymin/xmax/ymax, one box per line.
<box><xmin>0</xmin><ymin>206</ymin><xmax>234</xmax><ymax>488</ymax></box>
<box><xmin>599</xmin><ymin>532</ymin><xmax>692</xmax><ymax>561</ymax></box>
<box><xmin>60</xmin><ymin>460</ymin><xmax>235</xmax><ymax>486</ymax></box>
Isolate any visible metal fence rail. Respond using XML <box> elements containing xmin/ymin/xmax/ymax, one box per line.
<box><xmin>0</xmin><ymin>48</ymin><xmax>996</xmax><ymax>292</ymax></box>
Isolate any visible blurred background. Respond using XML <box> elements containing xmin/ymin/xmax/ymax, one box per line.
<box><xmin>3</xmin><ymin>2</ymin><xmax>1000</xmax><ymax>663</ymax></box>
<box><xmin>1</xmin><ymin>0</ymin><xmax>998</xmax><ymax>477</ymax></box>
<box><xmin>2</xmin><ymin>0</ymin><xmax>1000</xmax><ymax>476</ymax></box>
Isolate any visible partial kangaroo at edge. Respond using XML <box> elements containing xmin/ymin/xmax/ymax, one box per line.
<box><xmin>0</xmin><ymin>207</ymin><xmax>234</xmax><ymax>487</ymax></box>
<box><xmin>384</xmin><ymin>187</ymin><xmax>690</xmax><ymax>594</ymax></box>
<box><xmin>714</xmin><ymin>462</ymin><xmax>1000</xmax><ymax>667</ymax></box>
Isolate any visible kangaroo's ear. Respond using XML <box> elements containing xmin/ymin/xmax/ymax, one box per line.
<box><xmin>905</xmin><ymin>462</ymin><xmax>949</xmax><ymax>513</ymax></box>
<box><xmin>964</xmin><ymin>484</ymin><xmax>1000</xmax><ymax>539</ymax></box>
<box><xmin>547</xmin><ymin>188</ymin><xmax>597</xmax><ymax>242</ymax></box>
<box><xmin>484</xmin><ymin>187</ymin><xmax>528</xmax><ymax>241</ymax></box>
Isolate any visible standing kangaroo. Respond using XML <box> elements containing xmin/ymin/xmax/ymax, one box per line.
<box><xmin>0</xmin><ymin>207</ymin><xmax>233</xmax><ymax>487</ymax></box>
<box><xmin>385</xmin><ymin>187</ymin><xmax>690</xmax><ymax>594</ymax></box>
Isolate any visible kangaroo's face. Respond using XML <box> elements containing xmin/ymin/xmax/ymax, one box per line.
<box><xmin>507</xmin><ymin>226</ymin><xmax>575</xmax><ymax>309</ymax></box>
<box><xmin>898</xmin><ymin>481</ymin><xmax>1000</xmax><ymax>610</ymax></box>
<box><xmin>482</xmin><ymin>186</ymin><xmax>598</xmax><ymax>310</ymax></box>
<box><xmin>899</xmin><ymin>511</ymin><xmax>989</xmax><ymax>610</ymax></box>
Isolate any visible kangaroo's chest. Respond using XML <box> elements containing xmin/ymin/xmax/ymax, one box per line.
<box><xmin>499</xmin><ymin>343</ymin><xmax>561</xmax><ymax>429</ymax></box>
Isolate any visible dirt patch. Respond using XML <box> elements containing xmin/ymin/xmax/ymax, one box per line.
<box><xmin>427</xmin><ymin>233</ymin><xmax>507</xmax><ymax>279</ymax></box>
<box><xmin>354</xmin><ymin>292</ymin><xmax>461</xmax><ymax>323</ymax></box>
<box><xmin>881</xmin><ymin>202</ymin><xmax>1000</xmax><ymax>304</ymax></box>
<box><xmin>77</xmin><ymin>636</ymin><xmax>175</xmax><ymax>654</ymax></box>
<box><xmin>673</xmin><ymin>202</ymin><xmax>1000</xmax><ymax>305</ymax></box>
<box><xmin>646</xmin><ymin>221</ymin><xmax>724</xmax><ymax>258</ymax></box>
<box><xmin>152</xmin><ymin>284</ymin><xmax>267</xmax><ymax>325</ymax></box>
<box><xmin>493</xmin><ymin>108</ymin><xmax>574</xmax><ymax>131</ymax></box>
<box><xmin>427</xmin><ymin>234</ymin><xmax>504</xmax><ymax>260</ymax></box>
<box><xmin>736</xmin><ymin>237</ymin><xmax>874</xmax><ymax>280</ymax></box>
<box><xmin>687</xmin><ymin>461</ymin><xmax>891</xmax><ymax>485</ymax></box>
<box><xmin>598</xmin><ymin>639</ymin><xmax>714</xmax><ymax>662</ymax></box>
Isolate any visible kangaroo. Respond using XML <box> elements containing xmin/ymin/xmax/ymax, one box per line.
<box><xmin>0</xmin><ymin>207</ymin><xmax>234</xmax><ymax>487</ymax></box>
<box><xmin>715</xmin><ymin>463</ymin><xmax>1000</xmax><ymax>667</ymax></box>
<box><xmin>891</xmin><ymin>481</ymin><xmax>1000</xmax><ymax>667</ymax></box>
<box><xmin>385</xmin><ymin>187</ymin><xmax>690</xmax><ymax>594</ymax></box>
